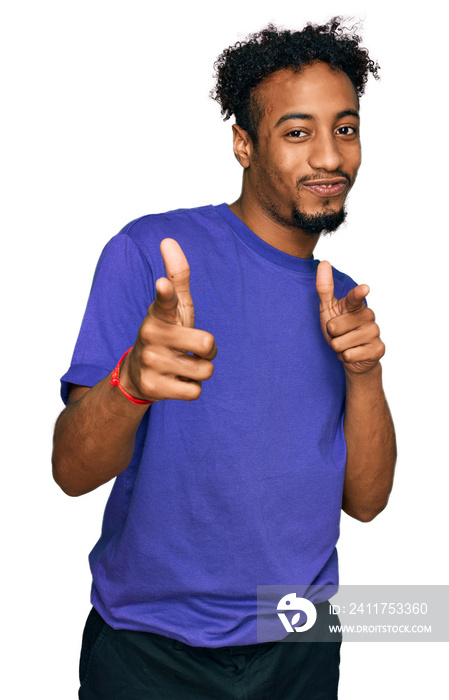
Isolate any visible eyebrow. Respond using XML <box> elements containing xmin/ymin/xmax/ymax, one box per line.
<box><xmin>274</xmin><ymin>109</ymin><xmax>360</xmax><ymax>128</ymax></box>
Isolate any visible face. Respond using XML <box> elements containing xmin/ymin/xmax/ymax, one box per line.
<box><xmin>244</xmin><ymin>62</ymin><xmax>361</xmax><ymax>236</ymax></box>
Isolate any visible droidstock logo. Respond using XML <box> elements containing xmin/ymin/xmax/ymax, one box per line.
<box><xmin>277</xmin><ymin>593</ymin><xmax>317</xmax><ymax>633</ymax></box>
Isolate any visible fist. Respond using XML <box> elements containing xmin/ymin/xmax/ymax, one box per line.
<box><xmin>120</xmin><ymin>239</ymin><xmax>217</xmax><ymax>402</ymax></box>
<box><xmin>316</xmin><ymin>261</ymin><xmax>385</xmax><ymax>376</ymax></box>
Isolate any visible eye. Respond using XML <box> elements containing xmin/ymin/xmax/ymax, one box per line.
<box><xmin>336</xmin><ymin>125</ymin><xmax>358</xmax><ymax>137</ymax></box>
<box><xmin>287</xmin><ymin>129</ymin><xmax>308</xmax><ymax>139</ymax></box>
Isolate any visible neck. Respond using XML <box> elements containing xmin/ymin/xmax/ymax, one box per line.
<box><xmin>229</xmin><ymin>193</ymin><xmax>319</xmax><ymax>259</ymax></box>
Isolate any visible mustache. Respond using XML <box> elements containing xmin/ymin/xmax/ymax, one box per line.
<box><xmin>297</xmin><ymin>171</ymin><xmax>352</xmax><ymax>187</ymax></box>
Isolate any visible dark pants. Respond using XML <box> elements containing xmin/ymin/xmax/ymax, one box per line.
<box><xmin>79</xmin><ymin>606</ymin><xmax>341</xmax><ymax>699</ymax></box>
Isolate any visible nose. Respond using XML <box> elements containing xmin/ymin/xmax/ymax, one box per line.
<box><xmin>308</xmin><ymin>132</ymin><xmax>343</xmax><ymax>172</ymax></box>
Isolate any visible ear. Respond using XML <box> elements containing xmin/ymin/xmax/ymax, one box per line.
<box><xmin>232</xmin><ymin>124</ymin><xmax>253</xmax><ymax>168</ymax></box>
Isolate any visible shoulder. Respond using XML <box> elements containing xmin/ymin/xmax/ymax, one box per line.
<box><xmin>108</xmin><ymin>204</ymin><xmax>228</xmax><ymax>278</ymax></box>
<box><xmin>119</xmin><ymin>204</ymin><xmax>222</xmax><ymax>246</ymax></box>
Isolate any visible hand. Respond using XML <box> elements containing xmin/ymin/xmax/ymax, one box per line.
<box><xmin>120</xmin><ymin>238</ymin><xmax>217</xmax><ymax>401</ymax></box>
<box><xmin>316</xmin><ymin>261</ymin><xmax>385</xmax><ymax>376</ymax></box>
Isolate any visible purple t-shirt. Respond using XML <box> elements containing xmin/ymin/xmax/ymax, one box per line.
<box><xmin>61</xmin><ymin>203</ymin><xmax>357</xmax><ymax>646</ymax></box>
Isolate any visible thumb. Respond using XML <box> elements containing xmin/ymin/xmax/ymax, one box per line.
<box><xmin>316</xmin><ymin>261</ymin><xmax>335</xmax><ymax>309</ymax></box>
<box><xmin>159</xmin><ymin>238</ymin><xmax>194</xmax><ymax>327</ymax></box>
<box><xmin>151</xmin><ymin>275</ymin><xmax>179</xmax><ymax>323</ymax></box>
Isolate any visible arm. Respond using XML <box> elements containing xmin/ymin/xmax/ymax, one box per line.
<box><xmin>52</xmin><ymin>239</ymin><xmax>217</xmax><ymax>497</ymax></box>
<box><xmin>342</xmin><ymin>364</ymin><xmax>396</xmax><ymax>521</ymax></box>
<box><xmin>316</xmin><ymin>262</ymin><xmax>397</xmax><ymax>522</ymax></box>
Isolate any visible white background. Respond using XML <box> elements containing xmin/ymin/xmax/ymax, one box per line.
<box><xmin>2</xmin><ymin>1</ymin><xmax>448</xmax><ymax>697</ymax></box>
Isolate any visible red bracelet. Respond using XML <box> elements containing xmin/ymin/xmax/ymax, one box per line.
<box><xmin>109</xmin><ymin>347</ymin><xmax>154</xmax><ymax>406</ymax></box>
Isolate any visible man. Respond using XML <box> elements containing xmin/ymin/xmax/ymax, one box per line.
<box><xmin>53</xmin><ymin>18</ymin><xmax>396</xmax><ymax>699</ymax></box>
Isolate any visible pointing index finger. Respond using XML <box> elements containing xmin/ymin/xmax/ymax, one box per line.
<box><xmin>342</xmin><ymin>284</ymin><xmax>370</xmax><ymax>314</ymax></box>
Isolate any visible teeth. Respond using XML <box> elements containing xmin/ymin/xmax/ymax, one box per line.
<box><xmin>306</xmin><ymin>182</ymin><xmax>343</xmax><ymax>189</ymax></box>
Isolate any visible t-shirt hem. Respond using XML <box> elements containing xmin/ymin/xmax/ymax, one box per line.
<box><xmin>60</xmin><ymin>363</ymin><xmax>111</xmax><ymax>404</ymax></box>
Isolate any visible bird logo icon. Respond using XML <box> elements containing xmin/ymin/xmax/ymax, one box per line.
<box><xmin>277</xmin><ymin>593</ymin><xmax>317</xmax><ymax>633</ymax></box>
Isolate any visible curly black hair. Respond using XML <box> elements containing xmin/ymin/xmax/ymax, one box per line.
<box><xmin>211</xmin><ymin>17</ymin><xmax>379</xmax><ymax>143</ymax></box>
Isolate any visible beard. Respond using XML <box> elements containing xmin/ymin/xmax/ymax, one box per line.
<box><xmin>291</xmin><ymin>202</ymin><xmax>347</xmax><ymax>237</ymax></box>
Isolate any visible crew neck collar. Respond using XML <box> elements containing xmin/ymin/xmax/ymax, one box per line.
<box><xmin>216</xmin><ymin>203</ymin><xmax>318</xmax><ymax>273</ymax></box>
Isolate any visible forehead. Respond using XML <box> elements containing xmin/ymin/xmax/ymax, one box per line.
<box><xmin>253</xmin><ymin>62</ymin><xmax>359</xmax><ymax>128</ymax></box>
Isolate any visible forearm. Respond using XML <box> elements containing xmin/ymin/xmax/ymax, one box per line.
<box><xmin>342</xmin><ymin>363</ymin><xmax>396</xmax><ymax>521</ymax></box>
<box><xmin>52</xmin><ymin>374</ymin><xmax>149</xmax><ymax>497</ymax></box>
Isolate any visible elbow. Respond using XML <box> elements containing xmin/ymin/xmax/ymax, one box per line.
<box><xmin>55</xmin><ymin>482</ymin><xmax>84</xmax><ymax>498</ymax></box>
<box><xmin>343</xmin><ymin>497</ymin><xmax>390</xmax><ymax>523</ymax></box>
<box><xmin>52</xmin><ymin>453</ymin><xmax>83</xmax><ymax>497</ymax></box>
<box><xmin>351</xmin><ymin>509</ymin><xmax>382</xmax><ymax>523</ymax></box>
<box><xmin>52</xmin><ymin>449</ymin><xmax>109</xmax><ymax>497</ymax></box>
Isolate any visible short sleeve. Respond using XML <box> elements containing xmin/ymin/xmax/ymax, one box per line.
<box><xmin>60</xmin><ymin>231</ymin><xmax>154</xmax><ymax>404</ymax></box>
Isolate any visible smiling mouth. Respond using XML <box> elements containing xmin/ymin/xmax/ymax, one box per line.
<box><xmin>301</xmin><ymin>179</ymin><xmax>348</xmax><ymax>198</ymax></box>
